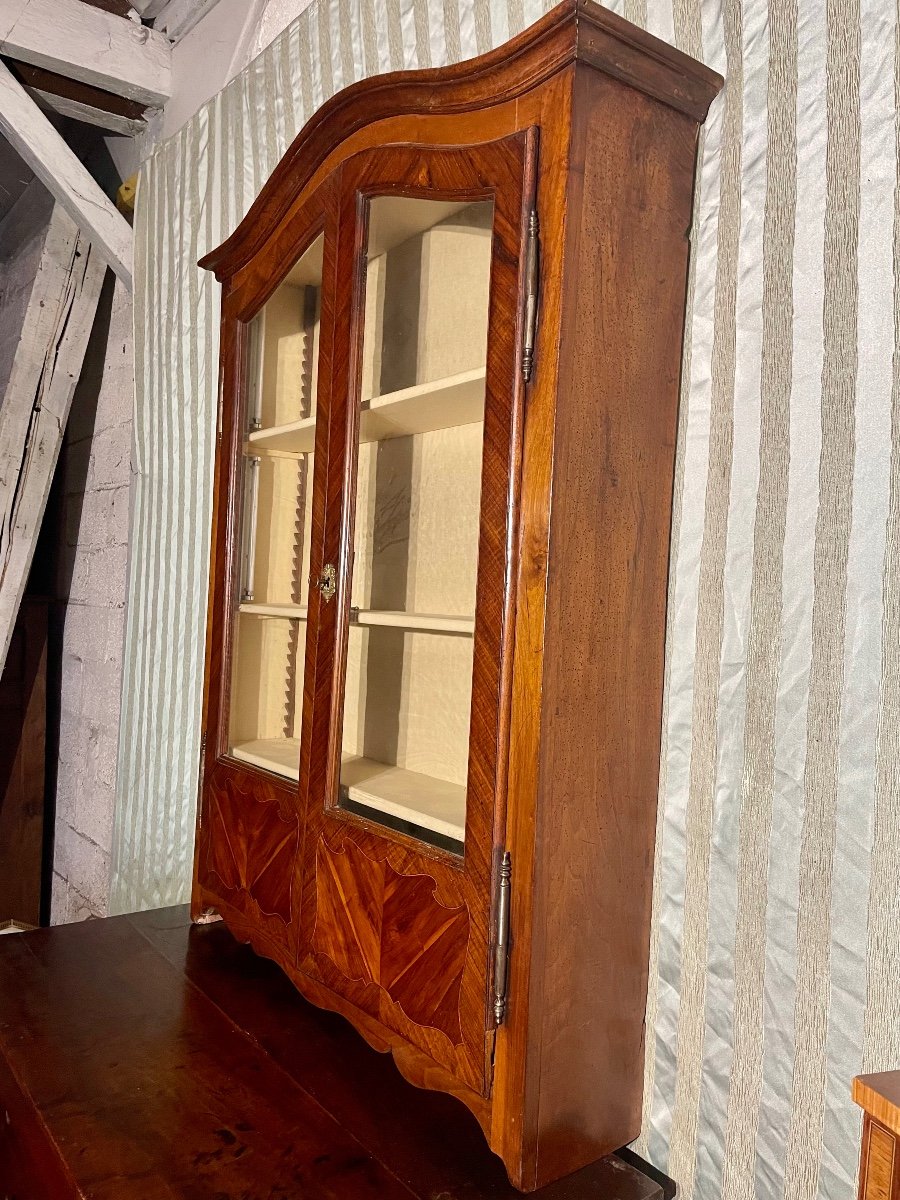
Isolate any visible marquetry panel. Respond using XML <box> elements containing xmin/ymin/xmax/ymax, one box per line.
<box><xmin>205</xmin><ymin>776</ymin><xmax>298</xmax><ymax>922</ymax></box>
<box><xmin>867</xmin><ymin>1123</ymin><xmax>895</xmax><ymax>1200</ymax></box>
<box><xmin>858</xmin><ymin>1118</ymin><xmax>900</xmax><ymax>1200</ymax></box>
<box><xmin>313</xmin><ymin>837</ymin><xmax>469</xmax><ymax>1044</ymax></box>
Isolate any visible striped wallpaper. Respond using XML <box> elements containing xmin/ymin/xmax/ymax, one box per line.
<box><xmin>111</xmin><ymin>0</ymin><xmax>900</xmax><ymax>1195</ymax></box>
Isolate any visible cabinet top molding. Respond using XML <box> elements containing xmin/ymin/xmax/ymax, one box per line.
<box><xmin>199</xmin><ymin>0</ymin><xmax>722</xmax><ymax>282</ymax></box>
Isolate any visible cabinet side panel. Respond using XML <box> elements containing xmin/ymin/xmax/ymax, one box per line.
<box><xmin>530</xmin><ymin>64</ymin><xmax>700</xmax><ymax>1187</ymax></box>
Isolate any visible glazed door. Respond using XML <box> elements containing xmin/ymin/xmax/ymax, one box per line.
<box><xmin>297</xmin><ymin>132</ymin><xmax>536</xmax><ymax>1094</ymax></box>
<box><xmin>197</xmin><ymin>176</ymin><xmax>339</xmax><ymax>943</ymax></box>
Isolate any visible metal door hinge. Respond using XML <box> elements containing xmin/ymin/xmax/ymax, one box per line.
<box><xmin>492</xmin><ymin>851</ymin><xmax>512</xmax><ymax>1026</ymax></box>
<box><xmin>196</xmin><ymin>732</ymin><xmax>207</xmax><ymax>810</ymax></box>
<box><xmin>522</xmin><ymin>209</ymin><xmax>539</xmax><ymax>382</ymax></box>
<box><xmin>240</xmin><ymin>456</ymin><xmax>261</xmax><ymax>601</ymax></box>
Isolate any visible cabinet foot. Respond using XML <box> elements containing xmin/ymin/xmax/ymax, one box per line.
<box><xmin>192</xmin><ymin>907</ymin><xmax>222</xmax><ymax>925</ymax></box>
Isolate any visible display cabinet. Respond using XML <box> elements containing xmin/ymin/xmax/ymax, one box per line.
<box><xmin>194</xmin><ymin>1</ymin><xmax>721</xmax><ymax>1190</ymax></box>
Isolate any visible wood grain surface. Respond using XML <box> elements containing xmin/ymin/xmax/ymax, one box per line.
<box><xmin>856</xmin><ymin>1118</ymin><xmax>900</xmax><ymax>1200</ymax></box>
<box><xmin>856</xmin><ymin>1074</ymin><xmax>900</xmax><ymax>1138</ymax></box>
<box><xmin>513</xmin><ymin>64</ymin><xmax>702</xmax><ymax>1190</ymax></box>
<box><xmin>313</xmin><ymin>837</ymin><xmax>470</xmax><ymax>1043</ymax></box>
<box><xmin>199</xmin><ymin>0</ymin><xmax>720</xmax><ymax>283</ymax></box>
<box><xmin>294</xmin><ymin>131</ymin><xmax>534</xmax><ymax>1102</ymax></box>
<box><xmin>0</xmin><ymin>908</ymin><xmax>667</xmax><ymax>1200</ymax></box>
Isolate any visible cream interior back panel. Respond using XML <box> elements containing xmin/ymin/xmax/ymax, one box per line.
<box><xmin>338</xmin><ymin>197</ymin><xmax>493</xmax><ymax>846</ymax></box>
<box><xmin>416</xmin><ymin>214</ymin><xmax>492</xmax><ymax>382</ymax></box>
<box><xmin>258</xmin><ymin>284</ymin><xmax>320</xmax><ymax>427</ymax></box>
<box><xmin>407</xmin><ymin>425</ymin><xmax>483</xmax><ymax>615</ymax></box>
<box><xmin>348</xmin><ymin>426</ymin><xmax>482</xmax><ymax>615</ymax></box>
<box><xmin>249</xmin><ymin>453</ymin><xmax>314</xmax><ymax>605</ymax></box>
<box><xmin>341</xmin><ymin>627</ymin><xmax>474</xmax><ymax>784</ymax></box>
<box><xmin>228</xmin><ymin>235</ymin><xmax>324</xmax><ymax>774</ymax></box>
<box><xmin>230</xmin><ymin>616</ymin><xmax>301</xmax><ymax>744</ymax></box>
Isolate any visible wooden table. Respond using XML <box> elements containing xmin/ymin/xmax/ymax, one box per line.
<box><xmin>0</xmin><ymin>906</ymin><xmax>667</xmax><ymax>1199</ymax></box>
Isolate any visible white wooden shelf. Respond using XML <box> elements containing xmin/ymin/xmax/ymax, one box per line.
<box><xmin>246</xmin><ymin>367</ymin><xmax>485</xmax><ymax>456</ymax></box>
<box><xmin>241</xmin><ymin>443</ymin><xmax>311</xmax><ymax>462</ymax></box>
<box><xmin>231</xmin><ymin>738</ymin><xmax>301</xmax><ymax>779</ymax></box>
<box><xmin>248</xmin><ymin>414</ymin><xmax>317</xmax><ymax>454</ymax></box>
<box><xmin>229</xmin><ymin>739</ymin><xmax>466</xmax><ymax>843</ymax></box>
<box><xmin>239</xmin><ymin>603</ymin><xmax>473</xmax><ymax>634</ymax></box>
<box><xmin>239</xmin><ymin>602</ymin><xmax>309</xmax><ymax>619</ymax></box>
<box><xmin>340</xmin><ymin>756</ymin><xmax>465</xmax><ymax>843</ymax></box>
<box><xmin>362</xmin><ymin>367</ymin><xmax>485</xmax><ymax>441</ymax></box>
<box><xmin>350</xmin><ymin>609</ymin><xmax>474</xmax><ymax>635</ymax></box>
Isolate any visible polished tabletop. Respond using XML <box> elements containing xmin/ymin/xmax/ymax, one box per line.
<box><xmin>0</xmin><ymin>906</ymin><xmax>665</xmax><ymax>1199</ymax></box>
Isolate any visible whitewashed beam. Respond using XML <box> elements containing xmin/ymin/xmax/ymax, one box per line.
<box><xmin>152</xmin><ymin>0</ymin><xmax>223</xmax><ymax>41</ymax></box>
<box><xmin>0</xmin><ymin>59</ymin><xmax>133</xmax><ymax>289</ymax></box>
<box><xmin>26</xmin><ymin>86</ymin><xmax>146</xmax><ymax>136</ymax></box>
<box><xmin>0</xmin><ymin>208</ymin><xmax>107</xmax><ymax>674</ymax></box>
<box><xmin>0</xmin><ymin>0</ymin><xmax>171</xmax><ymax>105</ymax></box>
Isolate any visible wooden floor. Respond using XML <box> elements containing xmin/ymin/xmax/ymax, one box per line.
<box><xmin>0</xmin><ymin>906</ymin><xmax>666</xmax><ymax>1199</ymax></box>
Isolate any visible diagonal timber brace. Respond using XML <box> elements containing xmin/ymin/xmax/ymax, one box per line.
<box><xmin>0</xmin><ymin>59</ymin><xmax>134</xmax><ymax>289</ymax></box>
<box><xmin>0</xmin><ymin>204</ymin><xmax>107</xmax><ymax>674</ymax></box>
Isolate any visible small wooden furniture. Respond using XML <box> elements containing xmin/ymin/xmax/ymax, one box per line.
<box><xmin>194</xmin><ymin>1</ymin><xmax>722</xmax><ymax>1189</ymax></box>
<box><xmin>854</xmin><ymin>1073</ymin><xmax>900</xmax><ymax>1200</ymax></box>
<box><xmin>0</xmin><ymin>907</ymin><xmax>668</xmax><ymax>1199</ymax></box>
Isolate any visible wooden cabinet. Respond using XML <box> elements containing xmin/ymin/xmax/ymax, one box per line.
<box><xmin>194</xmin><ymin>2</ymin><xmax>721</xmax><ymax>1190</ymax></box>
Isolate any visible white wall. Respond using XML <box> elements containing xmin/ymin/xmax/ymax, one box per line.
<box><xmin>51</xmin><ymin>278</ymin><xmax>134</xmax><ymax>922</ymax></box>
<box><xmin>162</xmin><ymin>0</ymin><xmax>262</xmax><ymax>139</ymax></box>
<box><xmin>106</xmin><ymin>0</ymin><xmax>317</xmax><ymax>181</ymax></box>
<box><xmin>163</xmin><ymin>0</ymin><xmax>317</xmax><ymax>138</ymax></box>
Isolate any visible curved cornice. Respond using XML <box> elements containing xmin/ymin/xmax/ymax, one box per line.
<box><xmin>199</xmin><ymin>0</ymin><xmax>722</xmax><ymax>281</ymax></box>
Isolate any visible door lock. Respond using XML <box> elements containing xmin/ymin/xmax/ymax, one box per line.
<box><xmin>316</xmin><ymin>563</ymin><xmax>337</xmax><ymax>603</ymax></box>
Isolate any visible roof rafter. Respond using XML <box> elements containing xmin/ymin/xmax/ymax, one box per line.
<box><xmin>0</xmin><ymin>0</ymin><xmax>171</xmax><ymax>106</ymax></box>
<box><xmin>2</xmin><ymin>58</ymin><xmax>147</xmax><ymax>135</ymax></box>
<box><xmin>0</xmin><ymin>58</ymin><xmax>133</xmax><ymax>288</ymax></box>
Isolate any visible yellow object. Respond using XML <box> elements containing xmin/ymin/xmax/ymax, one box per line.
<box><xmin>117</xmin><ymin>174</ymin><xmax>137</xmax><ymax>216</ymax></box>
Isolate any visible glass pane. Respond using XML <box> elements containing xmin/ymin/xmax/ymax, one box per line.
<box><xmin>229</xmin><ymin>234</ymin><xmax>323</xmax><ymax>780</ymax></box>
<box><xmin>337</xmin><ymin>197</ymin><xmax>494</xmax><ymax>853</ymax></box>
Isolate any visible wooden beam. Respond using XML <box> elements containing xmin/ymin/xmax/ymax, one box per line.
<box><xmin>80</xmin><ymin>0</ymin><xmax>133</xmax><ymax>16</ymax></box>
<box><xmin>21</xmin><ymin>83</ymin><xmax>146</xmax><ymax>136</ymax></box>
<box><xmin>3</xmin><ymin>58</ymin><xmax>147</xmax><ymax>135</ymax></box>
<box><xmin>0</xmin><ymin>207</ymin><xmax>107</xmax><ymax>676</ymax></box>
<box><xmin>0</xmin><ymin>59</ymin><xmax>133</xmax><ymax>288</ymax></box>
<box><xmin>0</xmin><ymin>0</ymin><xmax>170</xmax><ymax>106</ymax></box>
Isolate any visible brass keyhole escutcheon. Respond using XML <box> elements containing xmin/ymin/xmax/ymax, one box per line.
<box><xmin>317</xmin><ymin>563</ymin><xmax>337</xmax><ymax>603</ymax></box>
